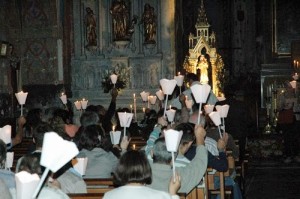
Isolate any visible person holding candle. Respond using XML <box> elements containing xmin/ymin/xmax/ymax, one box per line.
<box><xmin>147</xmin><ymin>125</ymin><xmax>207</xmax><ymax>194</ymax></box>
<box><xmin>171</xmin><ymin>73</ymin><xmax>218</xmax><ymax>110</ymax></box>
<box><xmin>74</xmin><ymin>124</ymin><xmax>130</xmax><ymax>178</ymax></box>
<box><xmin>104</xmin><ymin>150</ymin><xmax>181</xmax><ymax>199</ymax></box>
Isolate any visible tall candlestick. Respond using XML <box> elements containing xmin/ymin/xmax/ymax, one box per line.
<box><xmin>133</xmin><ymin>93</ymin><xmax>137</xmax><ymax>122</ymax></box>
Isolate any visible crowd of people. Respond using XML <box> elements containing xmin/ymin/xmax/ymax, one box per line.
<box><xmin>0</xmin><ymin>72</ymin><xmax>264</xmax><ymax>199</ymax></box>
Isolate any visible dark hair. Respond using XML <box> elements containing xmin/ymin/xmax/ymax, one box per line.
<box><xmin>33</xmin><ymin>122</ymin><xmax>53</xmax><ymax>148</ymax></box>
<box><xmin>0</xmin><ymin>139</ymin><xmax>7</xmax><ymax>169</ymax></box>
<box><xmin>74</xmin><ymin>124</ymin><xmax>105</xmax><ymax>151</ymax></box>
<box><xmin>18</xmin><ymin>153</ymin><xmax>43</xmax><ymax>175</ymax></box>
<box><xmin>152</xmin><ymin>137</ymin><xmax>172</xmax><ymax>164</ymax></box>
<box><xmin>53</xmin><ymin>108</ymin><xmax>72</xmax><ymax>124</ymax></box>
<box><xmin>174</xmin><ymin>123</ymin><xmax>195</xmax><ymax>145</ymax></box>
<box><xmin>186</xmin><ymin>73</ymin><xmax>199</xmax><ymax>82</ymax></box>
<box><xmin>80</xmin><ymin>111</ymin><xmax>99</xmax><ymax>127</ymax></box>
<box><xmin>114</xmin><ymin>150</ymin><xmax>152</xmax><ymax>186</ymax></box>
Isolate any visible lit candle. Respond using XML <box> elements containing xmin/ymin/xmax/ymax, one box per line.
<box><xmin>74</xmin><ymin>100</ymin><xmax>82</xmax><ymax>110</ymax></box>
<box><xmin>132</xmin><ymin>144</ymin><xmax>136</xmax><ymax>150</ymax></box>
<box><xmin>81</xmin><ymin>98</ymin><xmax>88</xmax><ymax>110</ymax></box>
<box><xmin>110</xmin><ymin>74</ymin><xmax>118</xmax><ymax>87</ymax></box>
<box><xmin>143</xmin><ymin>107</ymin><xmax>146</xmax><ymax>113</ymax></box>
<box><xmin>130</xmin><ymin>104</ymin><xmax>133</xmax><ymax>113</ymax></box>
<box><xmin>169</xmin><ymin>105</ymin><xmax>172</xmax><ymax>110</ymax></box>
<box><xmin>174</xmin><ymin>72</ymin><xmax>184</xmax><ymax>93</ymax></box>
<box><xmin>297</xmin><ymin>61</ymin><xmax>299</xmax><ymax>68</ymax></box>
<box><xmin>294</xmin><ymin>60</ymin><xmax>296</xmax><ymax>68</ymax></box>
<box><xmin>112</xmin><ymin>125</ymin><xmax>115</xmax><ymax>132</ymax></box>
<box><xmin>59</xmin><ymin>93</ymin><xmax>67</xmax><ymax>105</ymax></box>
<box><xmin>15</xmin><ymin>91</ymin><xmax>28</xmax><ymax>116</ymax></box>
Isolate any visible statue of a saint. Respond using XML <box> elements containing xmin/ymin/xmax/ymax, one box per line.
<box><xmin>110</xmin><ymin>0</ymin><xmax>130</xmax><ymax>41</ymax></box>
<box><xmin>141</xmin><ymin>4</ymin><xmax>156</xmax><ymax>44</ymax></box>
<box><xmin>197</xmin><ymin>55</ymin><xmax>209</xmax><ymax>84</ymax></box>
<box><xmin>85</xmin><ymin>7</ymin><xmax>97</xmax><ymax>47</ymax></box>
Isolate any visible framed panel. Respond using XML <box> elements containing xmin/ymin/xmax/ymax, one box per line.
<box><xmin>272</xmin><ymin>0</ymin><xmax>300</xmax><ymax>56</ymax></box>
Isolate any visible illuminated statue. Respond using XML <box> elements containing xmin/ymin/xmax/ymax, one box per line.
<box><xmin>197</xmin><ymin>55</ymin><xmax>209</xmax><ymax>84</ymax></box>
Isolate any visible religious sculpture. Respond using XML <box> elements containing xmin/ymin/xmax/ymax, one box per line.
<box><xmin>197</xmin><ymin>54</ymin><xmax>209</xmax><ymax>84</ymax></box>
<box><xmin>110</xmin><ymin>0</ymin><xmax>129</xmax><ymax>41</ymax></box>
<box><xmin>141</xmin><ymin>3</ymin><xmax>156</xmax><ymax>44</ymax></box>
<box><xmin>84</xmin><ymin>7</ymin><xmax>97</xmax><ymax>47</ymax></box>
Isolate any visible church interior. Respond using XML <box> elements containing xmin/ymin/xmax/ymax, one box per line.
<box><xmin>1</xmin><ymin>0</ymin><xmax>300</xmax><ymax>198</ymax></box>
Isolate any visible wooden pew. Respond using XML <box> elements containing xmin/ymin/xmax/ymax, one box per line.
<box><xmin>68</xmin><ymin>193</ymin><xmax>104</xmax><ymax>199</ymax></box>
<box><xmin>84</xmin><ymin>178</ymin><xmax>116</xmax><ymax>194</ymax></box>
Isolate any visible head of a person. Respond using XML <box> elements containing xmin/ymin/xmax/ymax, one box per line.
<box><xmin>0</xmin><ymin>139</ymin><xmax>7</xmax><ymax>169</ymax></box>
<box><xmin>185</xmin><ymin>73</ymin><xmax>199</xmax><ymax>87</ymax></box>
<box><xmin>53</xmin><ymin>108</ymin><xmax>72</xmax><ymax>124</ymax></box>
<box><xmin>26</xmin><ymin>108</ymin><xmax>43</xmax><ymax>129</ymax></box>
<box><xmin>114</xmin><ymin>150</ymin><xmax>152</xmax><ymax>186</ymax></box>
<box><xmin>74</xmin><ymin>124</ymin><xmax>105</xmax><ymax>151</ymax></box>
<box><xmin>152</xmin><ymin>137</ymin><xmax>173</xmax><ymax>165</ymax></box>
<box><xmin>80</xmin><ymin>111</ymin><xmax>99</xmax><ymax>127</ymax></box>
<box><xmin>18</xmin><ymin>153</ymin><xmax>44</xmax><ymax>175</ymax></box>
<box><xmin>33</xmin><ymin>122</ymin><xmax>53</xmax><ymax>149</ymax></box>
<box><xmin>175</xmin><ymin>123</ymin><xmax>195</xmax><ymax>155</ymax></box>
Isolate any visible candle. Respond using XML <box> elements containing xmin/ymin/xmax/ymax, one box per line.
<box><xmin>156</xmin><ymin>90</ymin><xmax>164</xmax><ymax>101</ymax></box>
<box><xmin>110</xmin><ymin>74</ymin><xmax>118</xmax><ymax>87</ymax></box>
<box><xmin>112</xmin><ymin>125</ymin><xmax>115</xmax><ymax>132</ymax></box>
<box><xmin>130</xmin><ymin>104</ymin><xmax>133</xmax><ymax>113</ymax></box>
<box><xmin>147</xmin><ymin>96</ymin><xmax>150</xmax><ymax>108</ymax></box>
<box><xmin>15</xmin><ymin>91</ymin><xmax>28</xmax><ymax>116</ymax></box>
<box><xmin>169</xmin><ymin>105</ymin><xmax>172</xmax><ymax>110</ymax></box>
<box><xmin>59</xmin><ymin>93</ymin><xmax>67</xmax><ymax>105</ymax></box>
<box><xmin>133</xmin><ymin>93</ymin><xmax>137</xmax><ymax>122</ymax></box>
<box><xmin>81</xmin><ymin>98</ymin><xmax>88</xmax><ymax>110</ymax></box>
<box><xmin>294</xmin><ymin>60</ymin><xmax>296</xmax><ymax>68</ymax></box>
<box><xmin>143</xmin><ymin>107</ymin><xmax>146</xmax><ymax>113</ymax></box>
<box><xmin>174</xmin><ymin>72</ymin><xmax>184</xmax><ymax>94</ymax></box>
<box><xmin>132</xmin><ymin>144</ymin><xmax>136</xmax><ymax>150</ymax></box>
<box><xmin>74</xmin><ymin>100</ymin><xmax>82</xmax><ymax>110</ymax></box>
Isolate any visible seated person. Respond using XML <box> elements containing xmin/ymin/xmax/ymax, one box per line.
<box><xmin>18</xmin><ymin>153</ymin><xmax>70</xmax><ymax>199</ymax></box>
<box><xmin>74</xmin><ymin>124</ymin><xmax>129</xmax><ymax>178</ymax></box>
<box><xmin>148</xmin><ymin>125</ymin><xmax>207</xmax><ymax>194</ymax></box>
<box><xmin>104</xmin><ymin>150</ymin><xmax>181</xmax><ymax>199</ymax></box>
<box><xmin>0</xmin><ymin>139</ymin><xmax>16</xmax><ymax>198</ymax></box>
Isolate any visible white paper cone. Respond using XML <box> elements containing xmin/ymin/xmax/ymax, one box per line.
<box><xmin>160</xmin><ymin>79</ymin><xmax>177</xmax><ymax>95</ymax></box>
<box><xmin>204</xmin><ymin>104</ymin><xmax>215</xmax><ymax>114</ymax></box>
<box><xmin>290</xmin><ymin>80</ymin><xmax>297</xmax><ymax>89</ymax></box>
<box><xmin>185</xmin><ymin>99</ymin><xmax>193</xmax><ymax>109</ymax></box>
<box><xmin>5</xmin><ymin>152</ymin><xmax>14</xmax><ymax>169</ymax></box>
<box><xmin>110</xmin><ymin>130</ymin><xmax>121</xmax><ymax>145</ymax></box>
<box><xmin>166</xmin><ymin>109</ymin><xmax>176</xmax><ymax>122</ymax></box>
<box><xmin>174</xmin><ymin>75</ymin><xmax>184</xmax><ymax>87</ymax></box>
<box><xmin>164</xmin><ymin>129</ymin><xmax>183</xmax><ymax>152</ymax></box>
<box><xmin>149</xmin><ymin>96</ymin><xmax>157</xmax><ymax>105</ymax></box>
<box><xmin>74</xmin><ymin>101</ymin><xmax>82</xmax><ymax>110</ymax></box>
<box><xmin>40</xmin><ymin>132</ymin><xmax>79</xmax><ymax>173</ymax></box>
<box><xmin>110</xmin><ymin>74</ymin><xmax>118</xmax><ymax>84</ymax></box>
<box><xmin>118</xmin><ymin>112</ymin><xmax>134</xmax><ymax>127</ymax></box>
<box><xmin>15</xmin><ymin>171</ymin><xmax>40</xmax><ymax>199</ymax></box>
<box><xmin>72</xmin><ymin>157</ymin><xmax>88</xmax><ymax>176</ymax></box>
<box><xmin>0</xmin><ymin>125</ymin><xmax>11</xmax><ymax>144</ymax></box>
<box><xmin>81</xmin><ymin>99</ymin><xmax>88</xmax><ymax>110</ymax></box>
<box><xmin>209</xmin><ymin>111</ymin><xmax>222</xmax><ymax>126</ymax></box>
<box><xmin>190</xmin><ymin>84</ymin><xmax>211</xmax><ymax>103</ymax></box>
<box><xmin>215</xmin><ymin>104</ymin><xmax>230</xmax><ymax>118</ymax></box>
<box><xmin>140</xmin><ymin>91</ymin><xmax>150</xmax><ymax>102</ymax></box>
<box><xmin>15</xmin><ymin>91</ymin><xmax>28</xmax><ymax>105</ymax></box>
<box><xmin>59</xmin><ymin>94</ymin><xmax>67</xmax><ymax>104</ymax></box>
<box><xmin>156</xmin><ymin>90</ymin><xmax>165</xmax><ymax>101</ymax></box>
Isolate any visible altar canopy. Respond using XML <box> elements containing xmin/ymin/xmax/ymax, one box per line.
<box><xmin>183</xmin><ymin>0</ymin><xmax>224</xmax><ymax>96</ymax></box>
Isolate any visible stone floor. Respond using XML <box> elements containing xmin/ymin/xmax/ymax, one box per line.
<box><xmin>244</xmin><ymin>158</ymin><xmax>300</xmax><ymax>199</ymax></box>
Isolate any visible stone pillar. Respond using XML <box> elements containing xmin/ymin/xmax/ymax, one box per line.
<box><xmin>160</xmin><ymin>0</ymin><xmax>176</xmax><ymax>77</ymax></box>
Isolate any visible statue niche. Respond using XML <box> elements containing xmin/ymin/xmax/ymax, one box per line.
<box><xmin>110</xmin><ymin>0</ymin><xmax>138</xmax><ymax>42</ymax></box>
<box><xmin>84</xmin><ymin>7</ymin><xmax>97</xmax><ymax>49</ymax></box>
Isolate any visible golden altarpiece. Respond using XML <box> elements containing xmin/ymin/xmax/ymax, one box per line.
<box><xmin>183</xmin><ymin>0</ymin><xmax>224</xmax><ymax>96</ymax></box>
